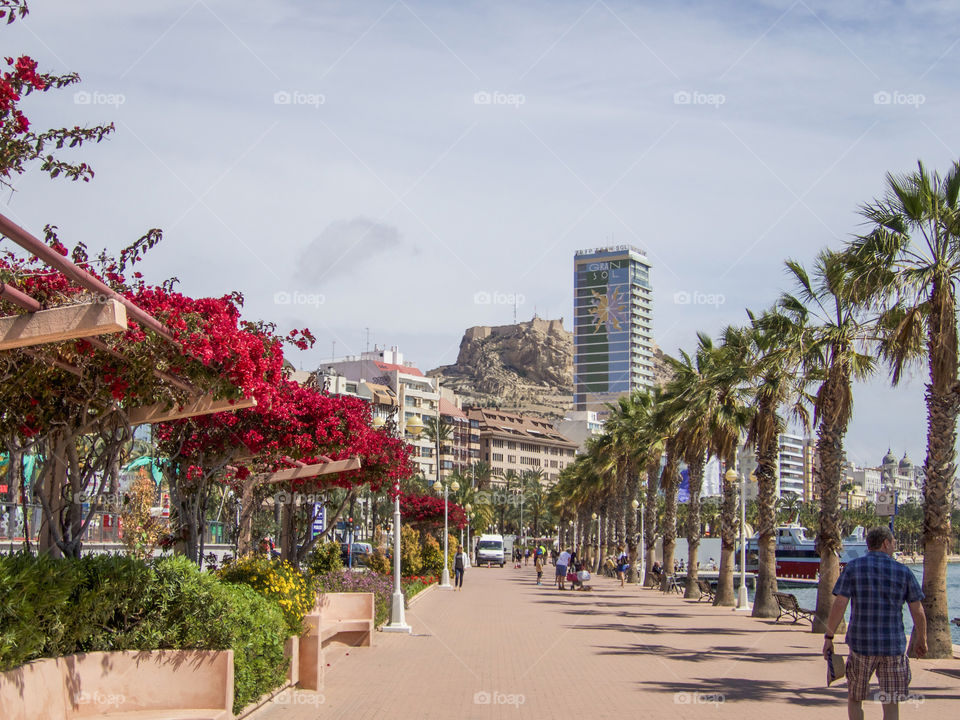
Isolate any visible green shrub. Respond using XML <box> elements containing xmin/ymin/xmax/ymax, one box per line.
<box><xmin>419</xmin><ymin>533</ymin><xmax>443</xmax><ymax>576</ymax></box>
<box><xmin>218</xmin><ymin>555</ymin><xmax>314</xmax><ymax>635</ymax></box>
<box><xmin>0</xmin><ymin>553</ymin><xmax>289</xmax><ymax>716</ymax></box>
<box><xmin>400</xmin><ymin>524</ymin><xmax>422</xmax><ymax>575</ymax></box>
<box><xmin>305</xmin><ymin>541</ymin><xmax>343</xmax><ymax>576</ymax></box>
<box><xmin>366</xmin><ymin>547</ymin><xmax>390</xmax><ymax>575</ymax></box>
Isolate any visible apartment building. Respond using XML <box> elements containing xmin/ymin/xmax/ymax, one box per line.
<box><xmin>467</xmin><ymin>407</ymin><xmax>578</xmax><ymax>485</ymax></box>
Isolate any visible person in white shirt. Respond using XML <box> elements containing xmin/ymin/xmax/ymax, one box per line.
<box><xmin>556</xmin><ymin>548</ymin><xmax>572</xmax><ymax>590</ymax></box>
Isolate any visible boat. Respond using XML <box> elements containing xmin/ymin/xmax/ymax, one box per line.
<box><xmin>743</xmin><ymin>524</ymin><xmax>868</xmax><ymax>580</ymax></box>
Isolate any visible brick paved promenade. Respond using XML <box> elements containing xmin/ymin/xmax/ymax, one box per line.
<box><xmin>252</xmin><ymin>565</ymin><xmax>960</xmax><ymax>719</ymax></box>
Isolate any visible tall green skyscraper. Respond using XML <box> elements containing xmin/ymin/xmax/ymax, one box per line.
<box><xmin>573</xmin><ymin>245</ymin><xmax>653</xmax><ymax>413</ymax></box>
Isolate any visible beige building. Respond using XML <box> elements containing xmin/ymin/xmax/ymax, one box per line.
<box><xmin>467</xmin><ymin>407</ymin><xmax>577</xmax><ymax>485</ymax></box>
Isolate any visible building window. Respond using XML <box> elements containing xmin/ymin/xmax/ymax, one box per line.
<box><xmin>492</xmin><ymin>439</ymin><xmax>505</xmax><ymax>449</ymax></box>
<box><xmin>507</xmin><ymin>455</ymin><xmax>516</xmax><ymax>464</ymax></box>
<box><xmin>492</xmin><ymin>453</ymin><xmax>504</xmax><ymax>462</ymax></box>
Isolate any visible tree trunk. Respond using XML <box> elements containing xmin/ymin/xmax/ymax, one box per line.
<box><xmin>280</xmin><ymin>493</ymin><xmax>297</xmax><ymax>562</ymax></box>
<box><xmin>660</xmin><ymin>443</ymin><xmax>678</xmax><ymax>590</ymax></box>
<box><xmin>643</xmin><ymin>460</ymin><xmax>659</xmax><ymax>587</ymax></box>
<box><xmin>715</xmin><ymin>452</ymin><xmax>738</xmax><ymax>606</ymax></box>
<box><xmin>921</xmin><ymin>382</ymin><xmax>958</xmax><ymax>657</ymax></box>
<box><xmin>752</xmin><ymin>427</ymin><xmax>780</xmax><ymax>618</ymax></box>
<box><xmin>814</xmin><ymin>376</ymin><xmax>848</xmax><ymax>633</ymax></box>
<box><xmin>684</xmin><ymin>450</ymin><xmax>704</xmax><ymax>599</ymax></box>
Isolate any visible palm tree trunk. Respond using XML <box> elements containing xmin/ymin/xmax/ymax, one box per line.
<box><xmin>752</xmin><ymin>429</ymin><xmax>780</xmax><ymax>618</ymax></box>
<box><xmin>715</xmin><ymin>451</ymin><xmax>737</xmax><ymax>606</ymax></box>
<box><xmin>814</xmin><ymin>387</ymin><xmax>846</xmax><ymax>633</ymax></box>
<box><xmin>684</xmin><ymin>451</ymin><xmax>704</xmax><ymax>599</ymax></box>
<box><xmin>921</xmin><ymin>384</ymin><xmax>959</xmax><ymax>657</ymax></box>
<box><xmin>660</xmin><ymin>443</ymin><xmax>679</xmax><ymax>590</ymax></box>
<box><xmin>643</xmin><ymin>460</ymin><xmax>659</xmax><ymax>587</ymax></box>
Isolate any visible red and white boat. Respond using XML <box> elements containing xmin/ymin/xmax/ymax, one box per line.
<box><xmin>744</xmin><ymin>524</ymin><xmax>868</xmax><ymax>580</ymax></box>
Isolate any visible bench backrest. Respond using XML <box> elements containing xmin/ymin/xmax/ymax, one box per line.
<box><xmin>697</xmin><ymin>579</ymin><xmax>713</xmax><ymax>592</ymax></box>
<box><xmin>0</xmin><ymin>649</ymin><xmax>233</xmax><ymax>720</ymax></box>
<box><xmin>315</xmin><ymin>592</ymin><xmax>374</xmax><ymax>623</ymax></box>
<box><xmin>773</xmin><ymin>592</ymin><xmax>799</xmax><ymax>609</ymax></box>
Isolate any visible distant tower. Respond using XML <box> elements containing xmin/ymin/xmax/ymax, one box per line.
<box><xmin>573</xmin><ymin>244</ymin><xmax>653</xmax><ymax>413</ymax></box>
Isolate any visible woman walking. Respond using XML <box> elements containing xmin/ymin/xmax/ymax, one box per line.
<box><xmin>615</xmin><ymin>546</ymin><xmax>629</xmax><ymax>588</ymax></box>
<box><xmin>454</xmin><ymin>545</ymin><xmax>470</xmax><ymax>591</ymax></box>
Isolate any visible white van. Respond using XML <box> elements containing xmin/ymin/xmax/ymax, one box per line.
<box><xmin>476</xmin><ymin>534</ymin><xmax>505</xmax><ymax>567</ymax></box>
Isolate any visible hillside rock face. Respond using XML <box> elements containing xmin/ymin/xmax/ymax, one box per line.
<box><xmin>429</xmin><ymin>317</ymin><xmax>675</xmax><ymax>419</ymax></box>
<box><xmin>428</xmin><ymin>317</ymin><xmax>573</xmax><ymax>418</ymax></box>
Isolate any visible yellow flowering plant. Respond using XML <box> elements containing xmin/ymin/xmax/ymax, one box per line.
<box><xmin>218</xmin><ymin>554</ymin><xmax>314</xmax><ymax>635</ymax></box>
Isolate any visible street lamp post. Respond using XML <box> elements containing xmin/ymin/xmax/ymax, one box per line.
<box><xmin>632</xmin><ymin>498</ymin><xmax>643</xmax><ymax>585</ymax></box>
<box><xmin>433</xmin><ymin>477</ymin><xmax>460</xmax><ymax>588</ymax></box>
<box><xmin>381</xmin><ymin>412</ymin><xmax>423</xmax><ymax>634</ymax></box>
<box><xmin>725</xmin><ymin>467</ymin><xmax>750</xmax><ymax>611</ymax></box>
<box><xmin>591</xmin><ymin>512</ymin><xmax>601</xmax><ymax>572</ymax></box>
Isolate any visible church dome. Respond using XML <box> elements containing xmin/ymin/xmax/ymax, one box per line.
<box><xmin>882</xmin><ymin>448</ymin><xmax>897</xmax><ymax>465</ymax></box>
<box><xmin>899</xmin><ymin>453</ymin><xmax>912</xmax><ymax>470</ymax></box>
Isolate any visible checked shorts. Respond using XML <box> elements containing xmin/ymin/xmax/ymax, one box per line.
<box><xmin>845</xmin><ymin>650</ymin><xmax>911</xmax><ymax>703</ymax></box>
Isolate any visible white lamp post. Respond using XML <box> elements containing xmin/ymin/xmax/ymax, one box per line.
<box><xmin>465</xmin><ymin>504</ymin><xmax>473</xmax><ymax>554</ymax></box>
<box><xmin>382</xmin><ymin>412</ymin><xmax>423</xmax><ymax>633</ymax></box>
<box><xmin>433</xmin><ymin>477</ymin><xmax>460</xmax><ymax>588</ymax></box>
<box><xmin>632</xmin><ymin>498</ymin><xmax>644</xmax><ymax>585</ymax></box>
<box><xmin>591</xmin><ymin>511</ymin><xmax>601</xmax><ymax>571</ymax></box>
<box><xmin>725</xmin><ymin>467</ymin><xmax>751</xmax><ymax>611</ymax></box>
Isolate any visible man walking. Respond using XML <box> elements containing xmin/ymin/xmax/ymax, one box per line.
<box><xmin>822</xmin><ymin>526</ymin><xmax>926</xmax><ymax>720</ymax></box>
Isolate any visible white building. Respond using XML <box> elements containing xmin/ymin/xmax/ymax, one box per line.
<box><xmin>554</xmin><ymin>410</ymin><xmax>605</xmax><ymax>453</ymax></box>
<box><xmin>778</xmin><ymin>433</ymin><xmax>806</xmax><ymax>498</ymax></box>
<box><xmin>319</xmin><ymin>346</ymin><xmax>440</xmax><ymax>480</ymax></box>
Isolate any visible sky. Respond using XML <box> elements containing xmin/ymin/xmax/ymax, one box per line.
<box><xmin>3</xmin><ymin>0</ymin><xmax>959</xmax><ymax>469</ymax></box>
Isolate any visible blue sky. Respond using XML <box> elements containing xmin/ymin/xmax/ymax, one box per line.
<box><xmin>4</xmin><ymin>0</ymin><xmax>960</xmax><ymax>467</ymax></box>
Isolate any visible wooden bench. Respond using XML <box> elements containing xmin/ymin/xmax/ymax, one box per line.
<box><xmin>662</xmin><ymin>574</ymin><xmax>683</xmax><ymax>594</ymax></box>
<box><xmin>0</xmin><ymin>649</ymin><xmax>233</xmax><ymax>720</ymax></box>
<box><xmin>299</xmin><ymin>592</ymin><xmax>375</xmax><ymax>691</ymax></box>
<box><xmin>773</xmin><ymin>591</ymin><xmax>816</xmax><ymax>624</ymax></box>
<box><xmin>696</xmin><ymin>578</ymin><xmax>716</xmax><ymax>603</ymax></box>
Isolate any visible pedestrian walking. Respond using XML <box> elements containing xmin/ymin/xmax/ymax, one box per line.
<box><xmin>556</xmin><ymin>547</ymin><xmax>571</xmax><ymax>590</ymax></box>
<box><xmin>535</xmin><ymin>552</ymin><xmax>543</xmax><ymax>585</ymax></box>
<box><xmin>453</xmin><ymin>544</ymin><xmax>470</xmax><ymax>591</ymax></box>
<box><xmin>615</xmin><ymin>546</ymin><xmax>629</xmax><ymax>587</ymax></box>
<box><xmin>524</xmin><ymin>547</ymin><xmax>531</xmax><ymax>566</ymax></box>
<box><xmin>822</xmin><ymin>526</ymin><xmax>926</xmax><ymax>718</ymax></box>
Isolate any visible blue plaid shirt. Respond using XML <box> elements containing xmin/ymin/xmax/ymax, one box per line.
<box><xmin>832</xmin><ymin>551</ymin><xmax>923</xmax><ymax>656</ymax></box>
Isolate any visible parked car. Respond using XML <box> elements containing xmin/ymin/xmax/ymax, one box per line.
<box><xmin>340</xmin><ymin>542</ymin><xmax>373</xmax><ymax>567</ymax></box>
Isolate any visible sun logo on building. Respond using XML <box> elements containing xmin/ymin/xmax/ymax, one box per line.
<box><xmin>588</xmin><ymin>287</ymin><xmax>626</xmax><ymax>333</ymax></box>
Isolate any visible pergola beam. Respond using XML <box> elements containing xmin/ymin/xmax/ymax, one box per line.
<box><xmin>127</xmin><ymin>395</ymin><xmax>257</xmax><ymax>425</ymax></box>
<box><xmin>256</xmin><ymin>457</ymin><xmax>362</xmax><ymax>484</ymax></box>
<box><xmin>0</xmin><ymin>299</ymin><xmax>127</xmax><ymax>351</ymax></box>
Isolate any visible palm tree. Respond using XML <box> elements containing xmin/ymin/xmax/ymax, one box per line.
<box><xmin>846</xmin><ymin>159</ymin><xmax>960</xmax><ymax>657</ymax></box>
<box><xmin>780</xmin><ymin>249</ymin><xmax>875</xmax><ymax>633</ymax></box>
<box><xmin>742</xmin><ymin>311</ymin><xmax>810</xmax><ymax>618</ymax></box>
<box><xmin>423</xmin><ymin>416</ymin><xmax>452</xmax><ymax>486</ymax></box>
<box><xmin>701</xmin><ymin>329</ymin><xmax>754</xmax><ymax>606</ymax></box>
<box><xmin>664</xmin><ymin>347</ymin><xmax>713</xmax><ymax>598</ymax></box>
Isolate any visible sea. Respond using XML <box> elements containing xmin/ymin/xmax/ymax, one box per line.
<box><xmin>748</xmin><ymin>562</ymin><xmax>960</xmax><ymax>645</ymax></box>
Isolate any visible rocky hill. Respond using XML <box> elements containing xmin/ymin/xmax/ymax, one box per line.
<box><xmin>429</xmin><ymin>317</ymin><xmax>674</xmax><ymax>419</ymax></box>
